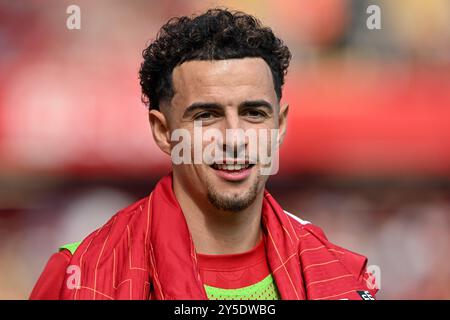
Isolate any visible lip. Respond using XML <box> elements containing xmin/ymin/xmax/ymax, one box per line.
<box><xmin>210</xmin><ymin>164</ymin><xmax>254</xmax><ymax>182</ymax></box>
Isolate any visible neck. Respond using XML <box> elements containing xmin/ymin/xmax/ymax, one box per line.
<box><xmin>173</xmin><ymin>177</ymin><xmax>264</xmax><ymax>255</ymax></box>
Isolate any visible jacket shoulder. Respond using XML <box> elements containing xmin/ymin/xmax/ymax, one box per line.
<box><xmin>284</xmin><ymin>210</ymin><xmax>378</xmax><ymax>297</ymax></box>
<box><xmin>29</xmin><ymin>250</ymin><xmax>72</xmax><ymax>299</ymax></box>
<box><xmin>61</xmin><ymin>196</ymin><xmax>148</xmax><ymax>247</ymax></box>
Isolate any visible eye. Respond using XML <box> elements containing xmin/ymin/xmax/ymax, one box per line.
<box><xmin>243</xmin><ymin>109</ymin><xmax>267</xmax><ymax>118</ymax></box>
<box><xmin>194</xmin><ymin>112</ymin><xmax>215</xmax><ymax>120</ymax></box>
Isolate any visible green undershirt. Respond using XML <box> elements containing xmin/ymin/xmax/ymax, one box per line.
<box><xmin>204</xmin><ymin>273</ymin><xmax>281</xmax><ymax>300</ymax></box>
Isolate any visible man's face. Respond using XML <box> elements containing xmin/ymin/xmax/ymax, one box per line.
<box><xmin>152</xmin><ymin>58</ymin><xmax>288</xmax><ymax>212</ymax></box>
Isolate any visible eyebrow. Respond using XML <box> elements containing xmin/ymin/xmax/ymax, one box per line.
<box><xmin>183</xmin><ymin>99</ymin><xmax>274</xmax><ymax>117</ymax></box>
<box><xmin>239</xmin><ymin>100</ymin><xmax>274</xmax><ymax>113</ymax></box>
<box><xmin>183</xmin><ymin>102</ymin><xmax>222</xmax><ymax>117</ymax></box>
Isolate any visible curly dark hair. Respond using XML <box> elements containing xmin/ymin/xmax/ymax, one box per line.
<box><xmin>139</xmin><ymin>8</ymin><xmax>291</xmax><ymax>110</ymax></box>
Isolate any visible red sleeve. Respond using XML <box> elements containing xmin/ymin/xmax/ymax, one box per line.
<box><xmin>29</xmin><ymin>250</ymin><xmax>72</xmax><ymax>300</ymax></box>
<box><xmin>304</xmin><ymin>223</ymin><xmax>379</xmax><ymax>299</ymax></box>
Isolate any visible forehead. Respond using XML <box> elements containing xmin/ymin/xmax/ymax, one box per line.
<box><xmin>170</xmin><ymin>58</ymin><xmax>276</xmax><ymax>107</ymax></box>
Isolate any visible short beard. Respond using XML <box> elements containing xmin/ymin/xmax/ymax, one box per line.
<box><xmin>206</xmin><ymin>178</ymin><xmax>260</xmax><ymax>212</ymax></box>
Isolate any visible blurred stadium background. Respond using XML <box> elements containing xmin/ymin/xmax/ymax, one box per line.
<box><xmin>0</xmin><ymin>0</ymin><xmax>449</xmax><ymax>299</ymax></box>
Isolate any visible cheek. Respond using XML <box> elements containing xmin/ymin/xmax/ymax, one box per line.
<box><xmin>247</xmin><ymin>126</ymin><xmax>278</xmax><ymax>156</ymax></box>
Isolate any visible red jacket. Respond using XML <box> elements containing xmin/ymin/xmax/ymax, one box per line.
<box><xmin>30</xmin><ymin>173</ymin><xmax>378</xmax><ymax>300</ymax></box>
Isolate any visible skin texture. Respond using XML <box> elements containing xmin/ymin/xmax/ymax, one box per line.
<box><xmin>149</xmin><ymin>58</ymin><xmax>289</xmax><ymax>254</ymax></box>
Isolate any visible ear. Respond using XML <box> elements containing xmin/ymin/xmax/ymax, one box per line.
<box><xmin>149</xmin><ymin>109</ymin><xmax>171</xmax><ymax>156</ymax></box>
<box><xmin>278</xmin><ymin>103</ymin><xmax>289</xmax><ymax>146</ymax></box>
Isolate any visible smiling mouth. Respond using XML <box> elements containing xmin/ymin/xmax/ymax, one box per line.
<box><xmin>210</xmin><ymin>163</ymin><xmax>255</xmax><ymax>171</ymax></box>
<box><xmin>209</xmin><ymin>161</ymin><xmax>255</xmax><ymax>182</ymax></box>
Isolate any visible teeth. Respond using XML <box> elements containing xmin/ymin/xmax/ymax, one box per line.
<box><xmin>214</xmin><ymin>164</ymin><xmax>250</xmax><ymax>171</ymax></box>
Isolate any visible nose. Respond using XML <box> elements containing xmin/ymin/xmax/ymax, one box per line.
<box><xmin>221</xmin><ymin>112</ymin><xmax>247</xmax><ymax>160</ymax></box>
